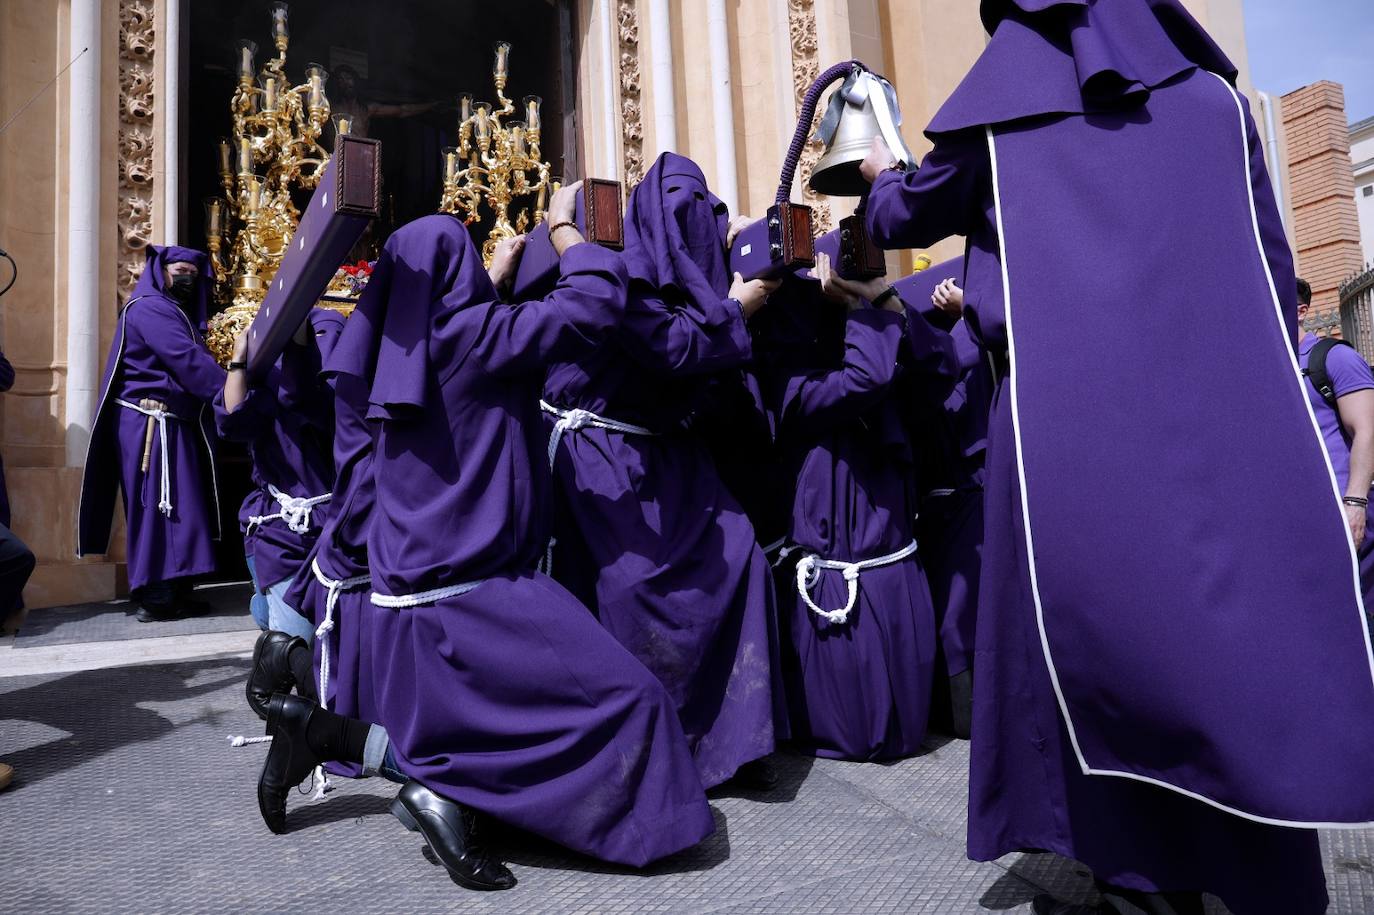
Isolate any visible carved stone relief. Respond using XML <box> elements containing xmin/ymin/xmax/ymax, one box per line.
<box><xmin>117</xmin><ymin>0</ymin><xmax>156</xmax><ymax>299</ymax></box>
<box><xmin>617</xmin><ymin>0</ymin><xmax>644</xmax><ymax>188</ymax></box>
<box><xmin>787</xmin><ymin>0</ymin><xmax>831</xmax><ymax>230</ymax></box>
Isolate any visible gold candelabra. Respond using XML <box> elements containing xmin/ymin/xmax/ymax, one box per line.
<box><xmin>202</xmin><ymin>2</ymin><xmax>333</xmax><ymax>365</ymax></box>
<box><xmin>439</xmin><ymin>42</ymin><xmax>555</xmax><ymax>266</ymax></box>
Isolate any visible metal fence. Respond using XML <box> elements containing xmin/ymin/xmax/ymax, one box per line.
<box><xmin>1340</xmin><ymin>265</ymin><xmax>1374</xmax><ymax>361</ymax></box>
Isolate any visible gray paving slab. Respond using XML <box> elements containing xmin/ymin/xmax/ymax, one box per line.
<box><xmin>0</xmin><ymin>657</ymin><xmax>1367</xmax><ymax>914</ymax></box>
<box><xmin>14</xmin><ymin>582</ymin><xmax>257</xmax><ymax>647</ymax></box>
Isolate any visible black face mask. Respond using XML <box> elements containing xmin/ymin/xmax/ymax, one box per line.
<box><xmin>168</xmin><ymin>273</ymin><xmax>196</xmax><ymax>305</ymax></box>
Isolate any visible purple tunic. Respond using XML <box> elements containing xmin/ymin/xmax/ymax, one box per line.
<box><xmin>896</xmin><ymin>264</ymin><xmax>991</xmax><ymax>679</ymax></box>
<box><xmin>760</xmin><ymin>284</ymin><xmax>951</xmax><ymax>759</ymax></box>
<box><xmin>214</xmin><ymin>309</ymin><xmax>342</xmax><ymax>591</ymax></box>
<box><xmin>0</xmin><ymin>350</ymin><xmax>15</xmax><ymax>528</ymax></box>
<box><xmin>868</xmin><ymin>2</ymin><xmax>1353</xmax><ymax>909</ymax></box>
<box><xmin>329</xmin><ymin>214</ymin><xmax>713</xmax><ymax>866</ymax></box>
<box><xmin>542</xmin><ymin>153</ymin><xmax>782</xmax><ymax>787</ymax></box>
<box><xmin>78</xmin><ymin>246</ymin><xmax>224</xmax><ymax>591</ymax></box>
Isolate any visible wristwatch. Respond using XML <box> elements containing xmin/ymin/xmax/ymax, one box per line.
<box><xmin>227</xmin><ymin>361</ymin><xmax>247</xmax><ymax>372</ymax></box>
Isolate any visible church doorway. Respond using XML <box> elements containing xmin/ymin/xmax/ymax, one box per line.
<box><xmin>181</xmin><ymin>0</ymin><xmax>580</xmax><ymax>580</ymax></box>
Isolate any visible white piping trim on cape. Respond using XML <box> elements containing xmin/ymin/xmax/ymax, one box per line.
<box><xmin>986</xmin><ymin>71</ymin><xmax>1374</xmax><ymax>829</ymax></box>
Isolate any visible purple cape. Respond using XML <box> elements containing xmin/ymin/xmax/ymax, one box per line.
<box><xmin>326</xmin><ymin>214</ymin><xmax>714</xmax><ymax>866</ymax></box>
<box><xmin>77</xmin><ymin>246</ymin><xmax>224</xmax><ymax>590</ymax></box>
<box><xmin>867</xmin><ymin>1</ymin><xmax>1350</xmax><ymax>906</ymax></box>
<box><xmin>543</xmin><ymin>153</ymin><xmax>785</xmax><ymax>786</ymax></box>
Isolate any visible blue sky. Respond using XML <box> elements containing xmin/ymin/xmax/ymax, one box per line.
<box><xmin>1244</xmin><ymin>0</ymin><xmax>1374</xmax><ymax>124</ymax></box>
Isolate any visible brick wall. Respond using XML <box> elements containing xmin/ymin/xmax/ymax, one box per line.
<box><xmin>1281</xmin><ymin>81</ymin><xmax>1364</xmax><ymax>334</ymax></box>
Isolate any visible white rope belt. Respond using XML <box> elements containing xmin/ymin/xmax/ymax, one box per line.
<box><xmin>537</xmin><ymin>399</ymin><xmax>655</xmax><ymax>575</ymax></box>
<box><xmin>116</xmin><ymin>398</ymin><xmax>180</xmax><ymax>517</ymax></box>
<box><xmin>371</xmin><ymin>578</ymin><xmax>484</xmax><ymax>609</ymax></box>
<box><xmin>311</xmin><ymin>556</ymin><xmax>371</xmax><ymax>712</ymax></box>
<box><xmin>785</xmin><ymin>539</ymin><xmax>920</xmax><ymax>625</ymax></box>
<box><xmin>924</xmin><ymin>488</ymin><xmax>957</xmax><ymax>499</ymax></box>
<box><xmin>247</xmin><ymin>485</ymin><xmax>333</xmax><ymax>536</ymax></box>
<box><xmin>539</xmin><ymin>399</ymin><xmax>655</xmax><ymax>471</ymax></box>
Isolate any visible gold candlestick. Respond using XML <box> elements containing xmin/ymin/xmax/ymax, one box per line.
<box><xmin>439</xmin><ymin>41</ymin><xmax>555</xmax><ymax>265</ymax></box>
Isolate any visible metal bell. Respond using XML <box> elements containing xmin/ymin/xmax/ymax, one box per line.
<box><xmin>808</xmin><ymin>83</ymin><xmax>887</xmax><ymax>197</ymax></box>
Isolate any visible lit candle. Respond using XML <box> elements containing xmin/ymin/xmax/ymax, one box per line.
<box><xmin>261</xmin><ymin>76</ymin><xmax>278</xmax><ymax>113</ymax></box>
<box><xmin>442</xmin><ymin>146</ymin><xmax>460</xmax><ymax>182</ymax></box>
<box><xmin>510</xmin><ymin>121</ymin><xmax>527</xmax><ymax>158</ymax></box>
<box><xmin>216</xmin><ymin>138</ymin><xmax>233</xmax><ymax>178</ymax></box>
<box><xmin>306</xmin><ymin>63</ymin><xmax>328</xmax><ymax>111</ymax></box>
<box><xmin>459</xmin><ymin>93</ymin><xmax>473</xmax><ymax>124</ymax></box>
<box><xmin>493</xmin><ymin>42</ymin><xmax>511</xmax><ymax>81</ymax></box>
<box><xmin>237</xmin><ymin>137</ymin><xmax>253</xmax><ymax>176</ymax></box>
<box><xmin>474</xmin><ymin>103</ymin><xmax>492</xmax><ymax>144</ymax></box>
<box><xmin>204</xmin><ymin>197</ymin><xmax>224</xmax><ymax>238</ymax></box>
<box><xmin>269</xmin><ymin>2</ymin><xmax>290</xmax><ymax>45</ymax></box>
<box><xmin>332</xmin><ymin>113</ymin><xmax>351</xmax><ymax>137</ymax></box>
<box><xmin>236</xmin><ymin>39</ymin><xmax>257</xmax><ymax>84</ymax></box>
<box><xmin>524</xmin><ymin>95</ymin><xmax>541</xmax><ymax>133</ymax></box>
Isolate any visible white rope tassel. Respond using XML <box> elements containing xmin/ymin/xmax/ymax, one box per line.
<box><xmin>310</xmin><ymin>557</ymin><xmax>370</xmax><ymax>713</ymax></box>
<box><xmin>794</xmin><ymin>539</ymin><xmax>921</xmax><ymax>625</ymax></box>
<box><xmin>538</xmin><ymin>400</ymin><xmax>655</xmax><ymax>576</ymax></box>
<box><xmin>371</xmin><ymin>578</ymin><xmax>483</xmax><ymax>609</ymax></box>
<box><xmin>248</xmin><ymin>485</ymin><xmax>333</xmax><ymax>536</ymax></box>
<box><xmin>228</xmin><ymin>734</ymin><xmax>272</xmax><ymax>747</ymax></box>
<box><xmin>116</xmin><ymin>398</ymin><xmax>178</xmax><ymax>516</ymax></box>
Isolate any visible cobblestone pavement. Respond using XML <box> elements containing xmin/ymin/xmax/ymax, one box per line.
<box><xmin>2</xmin><ymin>656</ymin><xmax>1371</xmax><ymax>914</ymax></box>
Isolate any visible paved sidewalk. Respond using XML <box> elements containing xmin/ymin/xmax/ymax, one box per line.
<box><xmin>1</xmin><ymin>653</ymin><xmax>1371</xmax><ymax>913</ymax></box>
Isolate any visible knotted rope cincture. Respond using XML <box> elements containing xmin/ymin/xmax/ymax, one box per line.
<box><xmin>116</xmin><ymin>398</ymin><xmax>180</xmax><ymax>516</ymax></box>
<box><xmin>247</xmin><ymin>486</ymin><xmax>332</xmax><ymax>536</ymax></box>
<box><xmin>791</xmin><ymin>539</ymin><xmax>920</xmax><ymax>625</ymax></box>
<box><xmin>537</xmin><ymin>400</ymin><xmax>656</xmax><ymax>576</ymax></box>
<box><xmin>371</xmin><ymin>578</ymin><xmax>484</xmax><ymax>610</ymax></box>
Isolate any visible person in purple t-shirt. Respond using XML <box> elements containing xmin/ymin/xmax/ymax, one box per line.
<box><xmin>1295</xmin><ymin>278</ymin><xmax>1374</xmax><ymax>596</ymax></box>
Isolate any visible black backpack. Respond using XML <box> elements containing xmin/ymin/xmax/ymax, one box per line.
<box><xmin>1303</xmin><ymin>338</ymin><xmax>1359</xmax><ymax>408</ymax></box>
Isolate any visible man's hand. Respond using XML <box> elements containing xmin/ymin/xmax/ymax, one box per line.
<box><xmin>932</xmin><ymin>278</ymin><xmax>964</xmax><ymax>316</ymax></box>
<box><xmin>815</xmin><ymin>252</ymin><xmax>894</xmax><ymax>312</ymax></box>
<box><xmin>1346</xmin><ymin>503</ymin><xmax>1367</xmax><ymax>546</ymax></box>
<box><xmin>726</xmin><ymin>216</ymin><xmax>754</xmax><ymax>249</ymax></box>
<box><xmin>232</xmin><ymin>326</ymin><xmax>251</xmax><ymax>364</ymax></box>
<box><xmin>488</xmin><ymin>234</ymin><xmax>526</xmax><ymax>293</ymax></box>
<box><xmin>729</xmin><ymin>271</ymin><xmax>781</xmax><ymax>319</ymax></box>
<box><xmin>859</xmin><ymin>136</ymin><xmax>898</xmax><ymax>186</ymax></box>
<box><xmin>549</xmin><ymin>180</ymin><xmax>586</xmax><ymax>256</ymax></box>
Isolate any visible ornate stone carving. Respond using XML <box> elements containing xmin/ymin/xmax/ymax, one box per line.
<box><xmin>117</xmin><ymin>0</ymin><xmax>156</xmax><ymax>300</ymax></box>
<box><xmin>617</xmin><ymin>0</ymin><xmax>644</xmax><ymax>188</ymax></box>
<box><xmin>787</xmin><ymin>0</ymin><xmax>831</xmax><ymax>231</ymax></box>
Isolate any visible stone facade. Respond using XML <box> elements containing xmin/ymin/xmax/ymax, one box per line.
<box><xmin>1352</xmin><ymin>115</ymin><xmax>1374</xmax><ymax>268</ymax></box>
<box><xmin>1</xmin><ymin>0</ymin><xmax>1261</xmax><ymax>608</ymax></box>
<box><xmin>1282</xmin><ymin>81</ymin><xmax>1365</xmax><ymax>333</ymax></box>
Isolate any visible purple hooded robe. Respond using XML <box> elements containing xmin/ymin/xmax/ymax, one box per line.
<box><xmin>757</xmin><ymin>272</ymin><xmax>955</xmax><ymax>760</ymax></box>
<box><xmin>326</xmin><ymin>214</ymin><xmax>713</xmax><ymax>866</ymax></box>
<box><xmin>895</xmin><ymin>261</ymin><xmax>991</xmax><ymax>686</ymax></box>
<box><xmin>77</xmin><ymin>246</ymin><xmax>224</xmax><ymax>591</ymax></box>
<box><xmin>866</xmin><ymin>1</ymin><xmax>1369</xmax><ymax>910</ymax></box>
<box><xmin>213</xmin><ymin>309</ymin><xmax>343</xmax><ymax>592</ymax></box>
<box><xmin>541</xmin><ymin>153</ymin><xmax>783</xmax><ymax>788</ymax></box>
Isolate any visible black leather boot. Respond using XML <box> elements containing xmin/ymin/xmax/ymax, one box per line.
<box><xmin>257</xmin><ymin>693</ymin><xmax>323</xmax><ymax>834</ymax></box>
<box><xmin>247</xmin><ymin>631</ymin><xmax>308</xmax><ymax>721</ymax></box>
<box><xmin>391</xmin><ymin>780</ymin><xmax>517</xmax><ymax>891</ymax></box>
